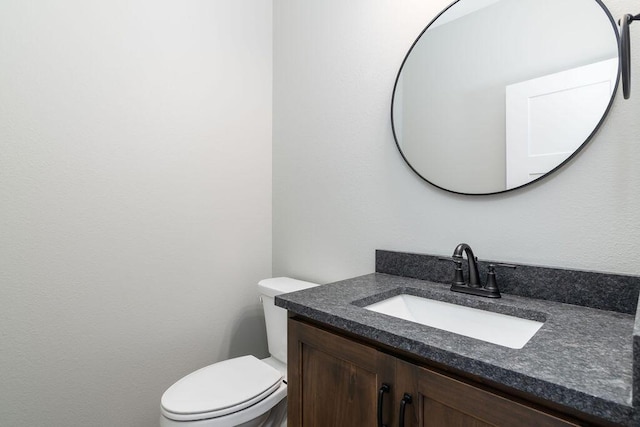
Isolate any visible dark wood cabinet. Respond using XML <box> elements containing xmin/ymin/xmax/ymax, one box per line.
<box><xmin>287</xmin><ymin>315</ymin><xmax>395</xmax><ymax>426</ymax></box>
<box><xmin>288</xmin><ymin>317</ymin><xmax>583</xmax><ymax>427</ymax></box>
<box><xmin>394</xmin><ymin>359</ymin><xmax>578</xmax><ymax>427</ymax></box>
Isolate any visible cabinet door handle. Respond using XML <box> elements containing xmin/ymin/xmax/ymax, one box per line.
<box><xmin>399</xmin><ymin>393</ymin><xmax>413</xmax><ymax>427</ymax></box>
<box><xmin>377</xmin><ymin>383</ymin><xmax>390</xmax><ymax>427</ymax></box>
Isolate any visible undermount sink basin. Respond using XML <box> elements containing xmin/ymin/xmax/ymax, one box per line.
<box><xmin>364</xmin><ymin>294</ymin><xmax>544</xmax><ymax>349</ymax></box>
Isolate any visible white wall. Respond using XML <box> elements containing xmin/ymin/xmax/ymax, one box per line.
<box><xmin>273</xmin><ymin>0</ymin><xmax>640</xmax><ymax>284</ymax></box>
<box><xmin>0</xmin><ymin>1</ymin><xmax>272</xmax><ymax>426</ymax></box>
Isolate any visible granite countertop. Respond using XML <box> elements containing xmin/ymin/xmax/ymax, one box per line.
<box><xmin>275</xmin><ymin>272</ymin><xmax>637</xmax><ymax>425</ymax></box>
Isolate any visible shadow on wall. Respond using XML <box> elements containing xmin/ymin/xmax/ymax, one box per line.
<box><xmin>226</xmin><ymin>304</ymin><xmax>269</xmax><ymax>360</ymax></box>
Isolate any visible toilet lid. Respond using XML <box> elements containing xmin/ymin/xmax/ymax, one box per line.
<box><xmin>161</xmin><ymin>355</ymin><xmax>283</xmax><ymax>420</ymax></box>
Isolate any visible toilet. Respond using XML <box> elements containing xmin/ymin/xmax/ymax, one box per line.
<box><xmin>160</xmin><ymin>277</ymin><xmax>318</xmax><ymax>427</ymax></box>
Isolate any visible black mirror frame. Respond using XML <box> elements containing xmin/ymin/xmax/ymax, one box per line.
<box><xmin>390</xmin><ymin>0</ymin><xmax>621</xmax><ymax>196</ymax></box>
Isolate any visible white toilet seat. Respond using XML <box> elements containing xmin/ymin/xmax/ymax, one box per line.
<box><xmin>161</xmin><ymin>355</ymin><xmax>284</xmax><ymax>422</ymax></box>
<box><xmin>160</xmin><ymin>381</ymin><xmax>287</xmax><ymax>427</ymax></box>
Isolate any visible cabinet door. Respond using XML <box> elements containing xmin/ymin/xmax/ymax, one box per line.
<box><xmin>395</xmin><ymin>360</ymin><xmax>578</xmax><ymax>427</ymax></box>
<box><xmin>288</xmin><ymin>318</ymin><xmax>396</xmax><ymax>427</ymax></box>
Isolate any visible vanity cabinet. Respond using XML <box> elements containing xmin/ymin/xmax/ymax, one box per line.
<box><xmin>287</xmin><ymin>317</ymin><xmax>582</xmax><ymax>427</ymax></box>
<box><xmin>394</xmin><ymin>360</ymin><xmax>578</xmax><ymax>427</ymax></box>
<box><xmin>287</xmin><ymin>315</ymin><xmax>396</xmax><ymax>426</ymax></box>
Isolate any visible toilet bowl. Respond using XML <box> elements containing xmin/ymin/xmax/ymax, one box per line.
<box><xmin>160</xmin><ymin>277</ymin><xmax>318</xmax><ymax>427</ymax></box>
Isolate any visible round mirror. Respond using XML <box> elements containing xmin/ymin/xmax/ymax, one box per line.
<box><xmin>391</xmin><ymin>0</ymin><xmax>620</xmax><ymax>195</ymax></box>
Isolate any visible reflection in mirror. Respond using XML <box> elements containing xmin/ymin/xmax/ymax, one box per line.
<box><xmin>392</xmin><ymin>0</ymin><xmax>619</xmax><ymax>195</ymax></box>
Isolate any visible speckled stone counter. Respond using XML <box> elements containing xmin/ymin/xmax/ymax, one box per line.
<box><xmin>276</xmin><ymin>273</ymin><xmax>639</xmax><ymax>425</ymax></box>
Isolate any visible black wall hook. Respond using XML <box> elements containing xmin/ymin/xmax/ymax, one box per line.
<box><xmin>620</xmin><ymin>13</ymin><xmax>640</xmax><ymax>99</ymax></box>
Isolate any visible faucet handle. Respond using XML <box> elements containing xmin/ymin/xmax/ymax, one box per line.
<box><xmin>484</xmin><ymin>263</ymin><xmax>515</xmax><ymax>295</ymax></box>
<box><xmin>452</xmin><ymin>257</ymin><xmax>465</xmax><ymax>286</ymax></box>
<box><xmin>439</xmin><ymin>256</ymin><xmax>468</xmax><ymax>285</ymax></box>
<box><xmin>484</xmin><ymin>265</ymin><xmax>498</xmax><ymax>289</ymax></box>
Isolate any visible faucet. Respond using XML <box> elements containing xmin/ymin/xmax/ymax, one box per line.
<box><xmin>450</xmin><ymin>243</ymin><xmax>501</xmax><ymax>298</ymax></box>
<box><xmin>452</xmin><ymin>243</ymin><xmax>481</xmax><ymax>288</ymax></box>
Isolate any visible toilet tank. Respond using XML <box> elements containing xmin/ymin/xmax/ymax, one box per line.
<box><xmin>258</xmin><ymin>277</ymin><xmax>319</xmax><ymax>364</ymax></box>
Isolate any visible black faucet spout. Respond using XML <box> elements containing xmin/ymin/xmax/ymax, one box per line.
<box><xmin>452</xmin><ymin>243</ymin><xmax>481</xmax><ymax>288</ymax></box>
<box><xmin>450</xmin><ymin>243</ymin><xmax>501</xmax><ymax>298</ymax></box>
